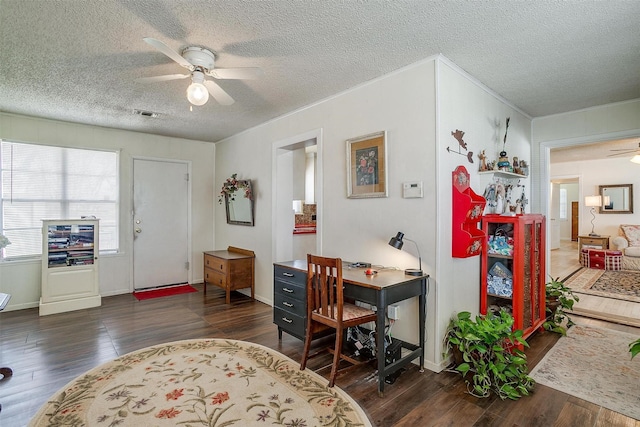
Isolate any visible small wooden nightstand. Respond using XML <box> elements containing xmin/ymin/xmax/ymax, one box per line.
<box><xmin>203</xmin><ymin>246</ymin><xmax>255</xmax><ymax>304</ymax></box>
<box><xmin>577</xmin><ymin>235</ymin><xmax>610</xmax><ymax>259</ymax></box>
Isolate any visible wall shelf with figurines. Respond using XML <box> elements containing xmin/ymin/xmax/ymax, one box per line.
<box><xmin>479</xmin><ymin>171</ymin><xmax>526</xmax><ymax>179</ymax></box>
<box><xmin>476</xmin><ymin>116</ymin><xmax>529</xmax><ymax>216</ymax></box>
<box><xmin>477</xmin><ymin>117</ymin><xmax>530</xmax><ymax>177</ymax></box>
<box><xmin>480</xmin><ymin>172</ymin><xmax>528</xmax><ymax>216</ymax></box>
<box><xmin>452</xmin><ymin>165</ymin><xmax>487</xmax><ymax>258</ymax></box>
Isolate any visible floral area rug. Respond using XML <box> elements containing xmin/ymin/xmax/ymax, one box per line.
<box><xmin>564</xmin><ymin>268</ymin><xmax>640</xmax><ymax>303</ymax></box>
<box><xmin>529</xmin><ymin>325</ymin><xmax>640</xmax><ymax>420</ymax></box>
<box><xmin>29</xmin><ymin>339</ymin><xmax>372</xmax><ymax>427</ymax></box>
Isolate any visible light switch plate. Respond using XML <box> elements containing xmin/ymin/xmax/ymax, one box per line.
<box><xmin>403</xmin><ymin>181</ymin><xmax>423</xmax><ymax>198</ymax></box>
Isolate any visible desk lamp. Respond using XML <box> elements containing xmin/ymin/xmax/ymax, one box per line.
<box><xmin>388</xmin><ymin>232</ymin><xmax>423</xmax><ymax>276</ymax></box>
<box><xmin>584</xmin><ymin>195</ymin><xmax>602</xmax><ymax>236</ymax></box>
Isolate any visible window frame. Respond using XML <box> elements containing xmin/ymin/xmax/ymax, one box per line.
<box><xmin>0</xmin><ymin>139</ymin><xmax>120</xmax><ymax>260</ymax></box>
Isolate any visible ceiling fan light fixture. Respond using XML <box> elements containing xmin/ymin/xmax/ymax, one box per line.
<box><xmin>187</xmin><ymin>82</ymin><xmax>209</xmax><ymax>106</ymax></box>
<box><xmin>631</xmin><ymin>154</ymin><xmax>640</xmax><ymax>164</ymax></box>
<box><xmin>186</xmin><ymin>71</ymin><xmax>208</xmax><ymax>106</ymax></box>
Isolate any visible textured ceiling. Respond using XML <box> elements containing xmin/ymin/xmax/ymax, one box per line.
<box><xmin>1</xmin><ymin>1</ymin><xmax>639</xmax><ymax>143</ymax></box>
<box><xmin>551</xmin><ymin>137</ymin><xmax>640</xmax><ymax>163</ymax></box>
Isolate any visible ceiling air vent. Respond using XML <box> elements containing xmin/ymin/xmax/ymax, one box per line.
<box><xmin>133</xmin><ymin>109</ymin><xmax>159</xmax><ymax>118</ymax></box>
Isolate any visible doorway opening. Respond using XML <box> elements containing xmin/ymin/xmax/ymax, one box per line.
<box><xmin>549</xmin><ymin>177</ymin><xmax>580</xmax><ymax>279</ymax></box>
<box><xmin>272</xmin><ymin>129</ymin><xmax>322</xmax><ymax>263</ymax></box>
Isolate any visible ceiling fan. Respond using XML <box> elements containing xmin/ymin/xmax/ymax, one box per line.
<box><xmin>607</xmin><ymin>142</ymin><xmax>640</xmax><ymax>164</ymax></box>
<box><xmin>137</xmin><ymin>37</ymin><xmax>263</xmax><ymax>106</ymax></box>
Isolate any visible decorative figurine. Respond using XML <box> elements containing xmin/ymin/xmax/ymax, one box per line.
<box><xmin>478</xmin><ymin>150</ymin><xmax>488</xmax><ymax>171</ymax></box>
<box><xmin>497</xmin><ymin>151</ymin><xmax>510</xmax><ymax>170</ymax></box>
<box><xmin>497</xmin><ymin>117</ymin><xmax>511</xmax><ymax>170</ymax></box>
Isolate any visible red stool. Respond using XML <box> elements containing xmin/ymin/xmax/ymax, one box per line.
<box><xmin>580</xmin><ymin>249</ymin><xmax>623</xmax><ymax>270</ymax></box>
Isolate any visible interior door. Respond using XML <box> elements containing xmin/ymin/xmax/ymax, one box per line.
<box><xmin>133</xmin><ymin>159</ymin><xmax>189</xmax><ymax>290</ymax></box>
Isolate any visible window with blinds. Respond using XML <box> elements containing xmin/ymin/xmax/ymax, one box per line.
<box><xmin>559</xmin><ymin>188</ymin><xmax>567</xmax><ymax>220</ymax></box>
<box><xmin>1</xmin><ymin>140</ymin><xmax>119</xmax><ymax>259</ymax></box>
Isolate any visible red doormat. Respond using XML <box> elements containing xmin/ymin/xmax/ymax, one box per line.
<box><xmin>133</xmin><ymin>284</ymin><xmax>198</xmax><ymax>301</ymax></box>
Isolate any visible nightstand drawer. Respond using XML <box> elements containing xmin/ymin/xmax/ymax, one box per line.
<box><xmin>274</xmin><ymin>293</ymin><xmax>306</xmax><ymax>317</ymax></box>
<box><xmin>273</xmin><ymin>308</ymin><xmax>305</xmax><ymax>338</ymax></box>
<box><xmin>204</xmin><ymin>268</ymin><xmax>226</xmax><ymax>286</ymax></box>
<box><xmin>205</xmin><ymin>254</ymin><xmax>228</xmax><ymax>274</ymax></box>
<box><xmin>581</xmin><ymin>238</ymin><xmax>604</xmax><ymax>246</ymax></box>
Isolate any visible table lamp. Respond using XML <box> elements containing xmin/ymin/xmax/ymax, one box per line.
<box><xmin>584</xmin><ymin>195</ymin><xmax>602</xmax><ymax>236</ymax></box>
<box><xmin>388</xmin><ymin>232</ymin><xmax>423</xmax><ymax>276</ymax></box>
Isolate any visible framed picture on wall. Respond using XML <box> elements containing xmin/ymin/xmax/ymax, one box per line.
<box><xmin>346</xmin><ymin>131</ymin><xmax>388</xmax><ymax>198</ymax></box>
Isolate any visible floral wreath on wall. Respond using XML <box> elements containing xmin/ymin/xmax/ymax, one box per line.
<box><xmin>218</xmin><ymin>173</ymin><xmax>253</xmax><ymax>204</ymax></box>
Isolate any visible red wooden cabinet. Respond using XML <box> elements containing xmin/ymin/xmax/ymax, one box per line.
<box><xmin>480</xmin><ymin>214</ymin><xmax>546</xmax><ymax>340</ymax></box>
<box><xmin>452</xmin><ymin>165</ymin><xmax>486</xmax><ymax>258</ymax></box>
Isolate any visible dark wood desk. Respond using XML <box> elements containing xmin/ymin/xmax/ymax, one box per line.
<box><xmin>273</xmin><ymin>260</ymin><xmax>428</xmax><ymax>396</ymax></box>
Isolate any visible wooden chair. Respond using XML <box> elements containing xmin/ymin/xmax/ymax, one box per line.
<box><xmin>300</xmin><ymin>255</ymin><xmax>377</xmax><ymax>387</ymax></box>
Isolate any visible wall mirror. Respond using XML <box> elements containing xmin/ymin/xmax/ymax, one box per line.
<box><xmin>225</xmin><ymin>180</ymin><xmax>255</xmax><ymax>226</ymax></box>
<box><xmin>599</xmin><ymin>184</ymin><xmax>633</xmax><ymax>214</ymax></box>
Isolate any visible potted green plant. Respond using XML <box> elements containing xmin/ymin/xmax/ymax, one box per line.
<box><xmin>543</xmin><ymin>276</ymin><xmax>579</xmax><ymax>335</ymax></box>
<box><xmin>630</xmin><ymin>338</ymin><xmax>640</xmax><ymax>359</ymax></box>
<box><xmin>444</xmin><ymin>309</ymin><xmax>535</xmax><ymax>400</ymax></box>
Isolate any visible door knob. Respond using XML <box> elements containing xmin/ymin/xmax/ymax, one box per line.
<box><xmin>135</xmin><ymin>228</ymin><xmax>142</xmax><ymax>233</ymax></box>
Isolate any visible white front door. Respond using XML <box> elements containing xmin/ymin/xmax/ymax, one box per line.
<box><xmin>133</xmin><ymin>158</ymin><xmax>189</xmax><ymax>290</ymax></box>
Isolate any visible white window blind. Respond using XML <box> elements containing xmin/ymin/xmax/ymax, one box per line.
<box><xmin>559</xmin><ymin>188</ymin><xmax>567</xmax><ymax>220</ymax></box>
<box><xmin>1</xmin><ymin>140</ymin><xmax>119</xmax><ymax>258</ymax></box>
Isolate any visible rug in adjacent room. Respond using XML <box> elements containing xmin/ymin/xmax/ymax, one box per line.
<box><xmin>529</xmin><ymin>325</ymin><xmax>640</xmax><ymax>420</ymax></box>
<box><xmin>29</xmin><ymin>339</ymin><xmax>372</xmax><ymax>427</ymax></box>
<box><xmin>564</xmin><ymin>268</ymin><xmax>640</xmax><ymax>303</ymax></box>
<box><xmin>133</xmin><ymin>284</ymin><xmax>198</xmax><ymax>301</ymax></box>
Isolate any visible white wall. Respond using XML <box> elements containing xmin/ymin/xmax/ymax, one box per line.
<box><xmin>435</xmin><ymin>59</ymin><xmax>532</xmax><ymax>366</ymax></box>
<box><xmin>215</xmin><ymin>57</ymin><xmax>439</xmax><ymax>368</ymax></box>
<box><xmin>0</xmin><ymin>113</ymin><xmax>215</xmax><ymax>310</ymax></box>
<box><xmin>214</xmin><ymin>55</ymin><xmax>533</xmax><ymax>372</ymax></box>
<box><xmin>292</xmin><ymin>234</ymin><xmax>316</xmax><ymax>260</ymax></box>
<box><xmin>531</xmin><ymin>99</ymin><xmax>640</xmax><ymax>214</ymax></box>
<box><xmin>551</xmin><ymin>159</ymin><xmax>640</xmax><ymax>238</ymax></box>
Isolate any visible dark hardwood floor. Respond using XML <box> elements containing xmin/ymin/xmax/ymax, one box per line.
<box><xmin>1</xmin><ymin>285</ymin><xmax>638</xmax><ymax>426</ymax></box>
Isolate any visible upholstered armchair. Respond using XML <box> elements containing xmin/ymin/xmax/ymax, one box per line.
<box><xmin>611</xmin><ymin>224</ymin><xmax>640</xmax><ymax>270</ymax></box>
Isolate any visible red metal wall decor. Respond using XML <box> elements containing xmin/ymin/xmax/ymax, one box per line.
<box><xmin>452</xmin><ymin>165</ymin><xmax>486</xmax><ymax>258</ymax></box>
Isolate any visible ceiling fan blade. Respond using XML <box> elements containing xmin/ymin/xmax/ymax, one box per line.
<box><xmin>136</xmin><ymin>73</ymin><xmax>190</xmax><ymax>83</ymax></box>
<box><xmin>143</xmin><ymin>37</ymin><xmax>193</xmax><ymax>69</ymax></box>
<box><xmin>610</xmin><ymin>142</ymin><xmax>640</xmax><ymax>153</ymax></box>
<box><xmin>208</xmin><ymin>67</ymin><xmax>263</xmax><ymax>80</ymax></box>
<box><xmin>204</xmin><ymin>80</ymin><xmax>235</xmax><ymax>105</ymax></box>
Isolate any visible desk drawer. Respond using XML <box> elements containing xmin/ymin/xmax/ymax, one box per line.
<box><xmin>273</xmin><ymin>308</ymin><xmax>305</xmax><ymax>338</ymax></box>
<box><xmin>274</xmin><ymin>279</ymin><xmax>305</xmax><ymax>300</ymax></box>
<box><xmin>274</xmin><ymin>293</ymin><xmax>305</xmax><ymax>317</ymax></box>
<box><xmin>274</xmin><ymin>265</ymin><xmax>306</xmax><ymax>285</ymax></box>
<box><xmin>205</xmin><ymin>254</ymin><xmax>228</xmax><ymax>274</ymax></box>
